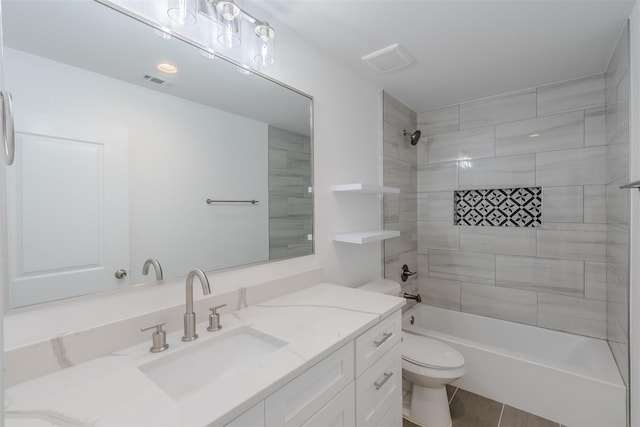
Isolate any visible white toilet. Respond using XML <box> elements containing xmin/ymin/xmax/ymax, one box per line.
<box><xmin>358</xmin><ymin>279</ymin><xmax>465</xmax><ymax>427</ymax></box>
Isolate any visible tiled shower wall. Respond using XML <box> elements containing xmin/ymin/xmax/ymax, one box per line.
<box><xmin>382</xmin><ymin>92</ymin><xmax>418</xmax><ymax>298</ymax></box>
<box><xmin>268</xmin><ymin>125</ymin><xmax>313</xmax><ymax>259</ymax></box>
<box><xmin>605</xmin><ymin>22</ymin><xmax>630</xmax><ymax>387</ymax></box>
<box><xmin>417</xmin><ymin>74</ymin><xmax>610</xmax><ymax>339</ymax></box>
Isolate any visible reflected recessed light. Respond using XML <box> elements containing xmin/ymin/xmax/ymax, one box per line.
<box><xmin>529</xmin><ymin>133</ymin><xmax>541</xmax><ymax>138</ymax></box>
<box><xmin>157</xmin><ymin>63</ymin><xmax>178</xmax><ymax>73</ymax></box>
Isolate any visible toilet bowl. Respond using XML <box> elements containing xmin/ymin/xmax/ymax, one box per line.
<box><xmin>402</xmin><ymin>331</ymin><xmax>465</xmax><ymax>427</ymax></box>
<box><xmin>357</xmin><ymin>279</ymin><xmax>465</xmax><ymax>427</ymax></box>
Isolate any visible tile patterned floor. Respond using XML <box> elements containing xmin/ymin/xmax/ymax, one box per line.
<box><xmin>403</xmin><ymin>386</ymin><xmax>564</xmax><ymax>427</ymax></box>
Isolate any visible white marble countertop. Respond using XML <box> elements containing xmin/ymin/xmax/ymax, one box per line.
<box><xmin>4</xmin><ymin>283</ymin><xmax>404</xmax><ymax>426</ymax></box>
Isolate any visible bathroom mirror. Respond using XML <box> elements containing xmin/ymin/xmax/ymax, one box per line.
<box><xmin>2</xmin><ymin>0</ymin><xmax>313</xmax><ymax>308</ymax></box>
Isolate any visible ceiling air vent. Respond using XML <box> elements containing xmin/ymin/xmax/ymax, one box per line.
<box><xmin>142</xmin><ymin>74</ymin><xmax>169</xmax><ymax>85</ymax></box>
<box><xmin>361</xmin><ymin>43</ymin><xmax>415</xmax><ymax>74</ymax></box>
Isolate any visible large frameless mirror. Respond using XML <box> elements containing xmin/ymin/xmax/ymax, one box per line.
<box><xmin>2</xmin><ymin>0</ymin><xmax>313</xmax><ymax>308</ymax></box>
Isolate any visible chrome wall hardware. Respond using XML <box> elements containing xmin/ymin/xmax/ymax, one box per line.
<box><xmin>401</xmin><ymin>264</ymin><xmax>416</xmax><ymax>282</ymax></box>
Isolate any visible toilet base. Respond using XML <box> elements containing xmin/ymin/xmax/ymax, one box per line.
<box><xmin>409</xmin><ymin>383</ymin><xmax>452</xmax><ymax>427</ymax></box>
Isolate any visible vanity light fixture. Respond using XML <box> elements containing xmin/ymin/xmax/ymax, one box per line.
<box><xmin>157</xmin><ymin>62</ymin><xmax>178</xmax><ymax>74</ymax></box>
<box><xmin>168</xmin><ymin>0</ymin><xmax>197</xmax><ymax>25</ymax></box>
<box><xmin>529</xmin><ymin>133</ymin><xmax>541</xmax><ymax>138</ymax></box>
<box><xmin>196</xmin><ymin>0</ymin><xmax>276</xmax><ymax>67</ymax></box>
<box><xmin>216</xmin><ymin>0</ymin><xmax>242</xmax><ymax>48</ymax></box>
<box><xmin>254</xmin><ymin>21</ymin><xmax>275</xmax><ymax>66</ymax></box>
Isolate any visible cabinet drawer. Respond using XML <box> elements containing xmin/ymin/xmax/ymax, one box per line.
<box><xmin>266</xmin><ymin>342</ymin><xmax>354</xmax><ymax>427</ymax></box>
<box><xmin>224</xmin><ymin>401</ymin><xmax>264</xmax><ymax>427</ymax></box>
<box><xmin>356</xmin><ymin>343</ymin><xmax>401</xmax><ymax>427</ymax></box>
<box><xmin>302</xmin><ymin>382</ymin><xmax>355</xmax><ymax>427</ymax></box>
<box><xmin>376</xmin><ymin>396</ymin><xmax>402</xmax><ymax>427</ymax></box>
<box><xmin>355</xmin><ymin>311</ymin><xmax>401</xmax><ymax>377</ymax></box>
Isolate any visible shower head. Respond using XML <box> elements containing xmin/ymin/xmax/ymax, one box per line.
<box><xmin>403</xmin><ymin>129</ymin><xmax>422</xmax><ymax>145</ymax></box>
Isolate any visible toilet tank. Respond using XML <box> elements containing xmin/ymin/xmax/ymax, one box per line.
<box><xmin>357</xmin><ymin>279</ymin><xmax>401</xmax><ymax>296</ymax></box>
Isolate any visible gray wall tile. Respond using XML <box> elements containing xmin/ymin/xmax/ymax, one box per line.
<box><xmin>496</xmin><ymin>255</ymin><xmax>584</xmax><ymax>296</ymax></box>
<box><xmin>418</xmin><ymin>105</ymin><xmax>460</xmax><ymax>136</ymax></box>
<box><xmin>606</xmin><ymin>24</ymin><xmax>629</xmax><ymax>102</ymax></box>
<box><xmin>585</xmin><ymin>261</ymin><xmax>606</xmax><ymax>301</ymax></box>
<box><xmin>536</xmin><ymin>146</ymin><xmax>606</xmax><ymax>186</ymax></box>
<box><xmin>459</xmin><ymin>227</ymin><xmax>536</xmax><ymax>256</ymax></box>
<box><xmin>384</xmin><ymin>157</ymin><xmax>417</xmax><ymax>192</ymax></box>
<box><xmin>428</xmin><ymin>127</ymin><xmax>495</xmax><ymax>164</ymax></box>
<box><xmin>460</xmin><ymin>89</ymin><xmax>536</xmax><ymax>129</ymax></box>
<box><xmin>418</xmin><ymin>163</ymin><xmax>458</xmax><ymax>192</ymax></box>
<box><xmin>384</xmin><ymin>91</ymin><xmax>415</xmax><ymax>131</ymax></box>
<box><xmin>495</xmin><ymin>111</ymin><xmax>584</xmax><ymax>156</ymax></box>
<box><xmin>537</xmin><ymin>227</ymin><xmax>606</xmax><ymax>262</ymax></box>
<box><xmin>458</xmin><ymin>154</ymin><xmax>535</xmax><ymax>188</ymax></box>
<box><xmin>538</xmin><ymin>293</ymin><xmax>606</xmax><ymax>338</ymax></box>
<box><xmin>537</xmin><ymin>74</ymin><xmax>605</xmax><ymax>116</ymax></box>
<box><xmin>543</xmin><ymin>186</ymin><xmax>583</xmax><ymax>223</ymax></box>
<box><xmin>383</xmin><ymin>91</ymin><xmax>418</xmax><ymax>301</ymax></box>
<box><xmin>585</xmin><ymin>107</ymin><xmax>606</xmax><ymax>147</ymax></box>
<box><xmin>418</xmin><ymin>276</ymin><xmax>461</xmax><ymax>310</ymax></box>
<box><xmin>461</xmin><ymin>282</ymin><xmax>537</xmax><ymax>325</ymax></box>
<box><xmin>418</xmin><ymin>191</ymin><xmax>453</xmax><ymax>223</ymax></box>
<box><xmin>428</xmin><ymin>250</ymin><xmax>495</xmax><ymax>284</ymax></box>
<box><xmin>606</xmin><ymin>141</ymin><xmax>629</xmax><ymax>184</ymax></box>
<box><xmin>418</xmin><ymin>221</ymin><xmax>459</xmax><ymax>251</ymax></box>
<box><xmin>606</xmin><ymin>182</ymin><xmax>630</xmax><ymax>225</ymax></box>
<box><xmin>584</xmin><ymin>185</ymin><xmax>606</xmax><ymax>223</ymax></box>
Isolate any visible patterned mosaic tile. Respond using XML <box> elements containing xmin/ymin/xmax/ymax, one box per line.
<box><xmin>454</xmin><ymin>187</ymin><xmax>542</xmax><ymax>227</ymax></box>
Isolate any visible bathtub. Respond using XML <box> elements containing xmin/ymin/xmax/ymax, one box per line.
<box><xmin>402</xmin><ymin>305</ymin><xmax>626</xmax><ymax>427</ymax></box>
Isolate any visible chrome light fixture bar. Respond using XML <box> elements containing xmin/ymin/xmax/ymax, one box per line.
<box><xmin>195</xmin><ymin>0</ymin><xmax>275</xmax><ymax>66</ymax></box>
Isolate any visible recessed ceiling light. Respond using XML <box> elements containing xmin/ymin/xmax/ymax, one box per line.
<box><xmin>157</xmin><ymin>62</ymin><xmax>178</xmax><ymax>74</ymax></box>
<box><xmin>529</xmin><ymin>133</ymin><xmax>541</xmax><ymax>138</ymax></box>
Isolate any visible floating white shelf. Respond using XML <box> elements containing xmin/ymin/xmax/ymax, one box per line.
<box><xmin>330</xmin><ymin>183</ymin><xmax>400</xmax><ymax>195</ymax></box>
<box><xmin>333</xmin><ymin>230</ymin><xmax>400</xmax><ymax>244</ymax></box>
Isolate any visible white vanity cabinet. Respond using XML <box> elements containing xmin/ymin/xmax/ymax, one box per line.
<box><xmin>224</xmin><ymin>311</ymin><xmax>402</xmax><ymax>427</ymax></box>
<box><xmin>354</xmin><ymin>312</ymin><xmax>402</xmax><ymax>427</ymax></box>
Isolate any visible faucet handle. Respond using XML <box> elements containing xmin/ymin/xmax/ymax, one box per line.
<box><xmin>207</xmin><ymin>304</ymin><xmax>227</xmax><ymax>332</ymax></box>
<box><xmin>140</xmin><ymin>322</ymin><xmax>169</xmax><ymax>353</ymax></box>
<box><xmin>209</xmin><ymin>304</ymin><xmax>227</xmax><ymax>314</ymax></box>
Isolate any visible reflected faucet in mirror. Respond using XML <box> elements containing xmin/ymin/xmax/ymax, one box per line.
<box><xmin>183</xmin><ymin>269</ymin><xmax>211</xmax><ymax>342</ymax></box>
<box><xmin>142</xmin><ymin>258</ymin><xmax>164</xmax><ymax>281</ymax></box>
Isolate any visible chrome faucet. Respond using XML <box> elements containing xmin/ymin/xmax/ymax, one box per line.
<box><xmin>403</xmin><ymin>292</ymin><xmax>422</xmax><ymax>303</ymax></box>
<box><xmin>182</xmin><ymin>268</ymin><xmax>211</xmax><ymax>342</ymax></box>
<box><xmin>142</xmin><ymin>258</ymin><xmax>164</xmax><ymax>281</ymax></box>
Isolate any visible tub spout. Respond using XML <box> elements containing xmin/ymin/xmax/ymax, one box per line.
<box><xmin>404</xmin><ymin>292</ymin><xmax>422</xmax><ymax>303</ymax></box>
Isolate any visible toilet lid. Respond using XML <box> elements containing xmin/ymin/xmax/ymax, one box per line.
<box><xmin>402</xmin><ymin>332</ymin><xmax>465</xmax><ymax>369</ymax></box>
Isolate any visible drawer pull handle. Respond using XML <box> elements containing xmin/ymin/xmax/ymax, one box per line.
<box><xmin>374</xmin><ymin>332</ymin><xmax>393</xmax><ymax>347</ymax></box>
<box><xmin>374</xmin><ymin>371</ymin><xmax>394</xmax><ymax>390</ymax></box>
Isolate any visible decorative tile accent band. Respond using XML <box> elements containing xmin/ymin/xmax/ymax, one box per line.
<box><xmin>454</xmin><ymin>187</ymin><xmax>542</xmax><ymax>227</ymax></box>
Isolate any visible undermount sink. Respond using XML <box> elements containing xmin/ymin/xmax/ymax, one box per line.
<box><xmin>139</xmin><ymin>326</ymin><xmax>287</xmax><ymax>400</ymax></box>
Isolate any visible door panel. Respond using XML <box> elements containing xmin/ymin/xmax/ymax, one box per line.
<box><xmin>7</xmin><ymin>113</ymin><xmax>128</xmax><ymax>307</ymax></box>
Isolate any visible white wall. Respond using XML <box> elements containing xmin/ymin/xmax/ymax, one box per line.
<box><xmin>257</xmin><ymin>12</ymin><xmax>383</xmax><ymax>286</ymax></box>
<box><xmin>630</xmin><ymin>5</ymin><xmax>640</xmax><ymax>426</ymax></box>
<box><xmin>4</xmin><ymin>48</ymin><xmax>270</xmax><ymax>292</ymax></box>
